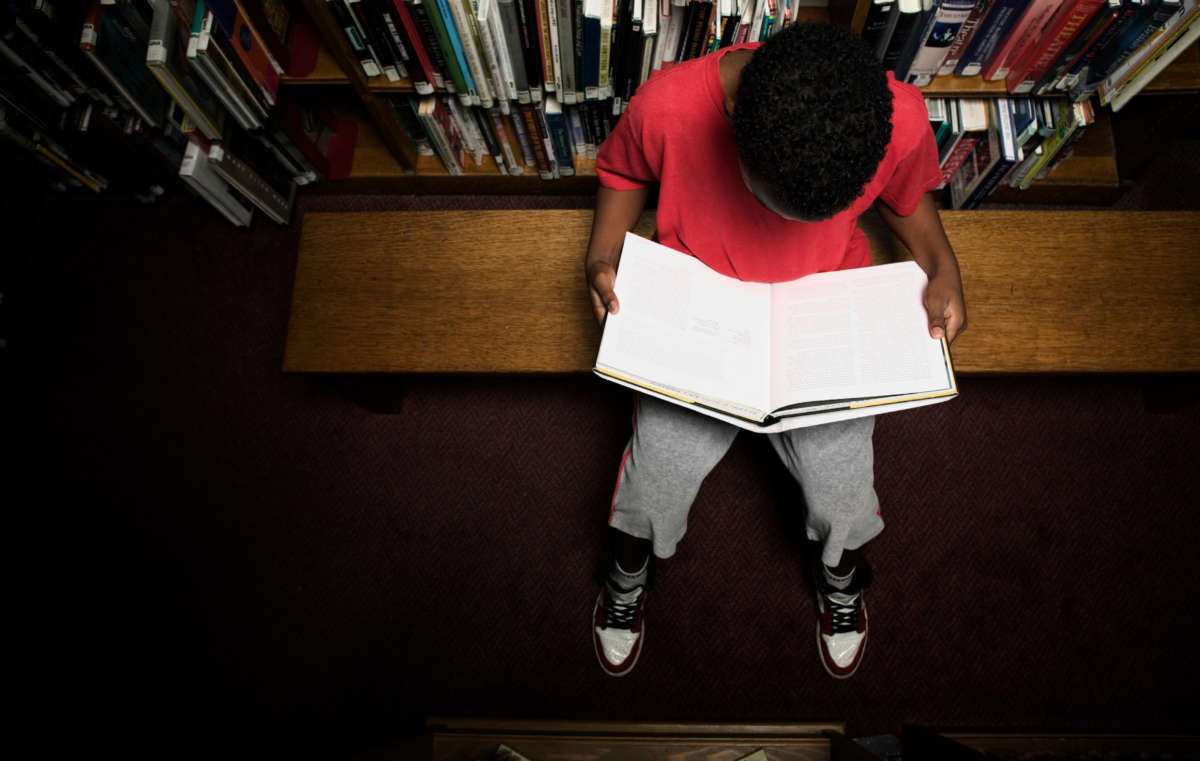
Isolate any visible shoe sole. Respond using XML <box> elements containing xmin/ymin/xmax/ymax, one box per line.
<box><xmin>592</xmin><ymin>592</ymin><xmax>643</xmax><ymax>678</ymax></box>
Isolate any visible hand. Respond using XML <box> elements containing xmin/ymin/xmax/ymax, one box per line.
<box><xmin>923</xmin><ymin>269</ymin><xmax>967</xmax><ymax>344</ymax></box>
<box><xmin>587</xmin><ymin>260</ymin><xmax>620</xmax><ymax>326</ymax></box>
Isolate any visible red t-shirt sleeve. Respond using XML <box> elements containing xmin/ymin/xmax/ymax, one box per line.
<box><xmin>595</xmin><ymin>96</ymin><xmax>659</xmax><ymax>190</ymax></box>
<box><xmin>876</xmin><ymin>101</ymin><xmax>943</xmax><ymax>216</ymax></box>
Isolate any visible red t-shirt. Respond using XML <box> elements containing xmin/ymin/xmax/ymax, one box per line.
<box><xmin>596</xmin><ymin>43</ymin><xmax>942</xmax><ymax>283</ymax></box>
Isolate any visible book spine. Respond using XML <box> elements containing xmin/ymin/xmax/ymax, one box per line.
<box><xmin>938</xmin><ymin>0</ymin><xmax>991</xmax><ymax>75</ymax></box>
<box><xmin>486</xmin><ymin>104</ymin><xmax>523</xmax><ymax>173</ymax></box>
<box><xmin>518</xmin><ymin>101</ymin><xmax>553</xmax><ymax>177</ymax></box>
<box><xmin>533</xmin><ymin>0</ymin><xmax>553</xmax><ymax>90</ymax></box>
<box><xmin>507</xmin><ymin>106</ymin><xmax>538</xmax><ymax>166</ymax></box>
<box><xmin>497</xmin><ymin>0</ymin><xmax>532</xmax><ymax>100</ymax></box>
<box><xmin>447</xmin><ymin>0</ymin><xmax>495</xmax><ymax>105</ymax></box>
<box><xmin>391</xmin><ymin>0</ymin><xmax>438</xmax><ymax>90</ymax></box>
<box><xmin>907</xmin><ymin>0</ymin><xmax>981</xmax><ymax>81</ymax></box>
<box><xmin>325</xmin><ymin>0</ymin><xmax>383</xmax><ymax>76</ymax></box>
<box><xmin>405</xmin><ymin>0</ymin><xmax>453</xmax><ymax>90</ymax></box>
<box><xmin>981</xmin><ymin>0</ymin><xmax>1058</xmax><ymax>81</ymax></box>
<box><xmin>1103</xmin><ymin>0</ymin><xmax>1198</xmax><ymax>107</ymax></box>
<box><xmin>484</xmin><ymin>7</ymin><xmax>519</xmax><ymax>101</ymax></box>
<box><xmin>955</xmin><ymin>0</ymin><xmax>1030</xmax><ymax>76</ymax></box>
<box><xmin>516</xmin><ymin>0</ymin><xmax>544</xmax><ymax>92</ymax></box>
<box><xmin>1009</xmin><ymin>0</ymin><xmax>1108</xmax><ymax>93</ymax></box>
<box><xmin>556</xmin><ymin>0</ymin><xmax>576</xmax><ymax>100</ymax></box>
<box><xmin>351</xmin><ymin>0</ymin><xmax>401</xmax><ymax>81</ymax></box>
<box><xmin>429</xmin><ymin>0</ymin><xmax>478</xmax><ymax>101</ymax></box>
<box><xmin>1032</xmin><ymin>0</ymin><xmax>1120</xmax><ymax>93</ymax></box>
<box><xmin>862</xmin><ymin>1</ymin><xmax>899</xmax><ymax>60</ymax></box>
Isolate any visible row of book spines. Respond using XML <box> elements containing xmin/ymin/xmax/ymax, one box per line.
<box><xmin>322</xmin><ymin>0</ymin><xmax>795</xmax><ymax>109</ymax></box>
<box><xmin>865</xmin><ymin>0</ymin><xmax>1194</xmax><ymax>102</ymax></box>
<box><xmin>390</xmin><ymin>93</ymin><xmax>616</xmax><ymax>177</ymax></box>
<box><xmin>933</xmin><ymin>95</ymin><xmax>1096</xmax><ymax>209</ymax></box>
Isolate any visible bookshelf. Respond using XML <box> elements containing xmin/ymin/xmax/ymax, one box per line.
<box><xmin>286</xmin><ymin>0</ymin><xmax>1198</xmax><ymax>204</ymax></box>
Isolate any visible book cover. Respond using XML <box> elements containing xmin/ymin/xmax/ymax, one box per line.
<box><xmin>907</xmin><ymin>0</ymin><xmax>981</xmax><ymax>84</ymax></box>
<box><xmin>980</xmin><ymin>0</ymin><xmax>1058</xmax><ymax>81</ymax></box>
<box><xmin>199</xmin><ymin>4</ymin><xmax>272</xmax><ymax>118</ymax></box>
<box><xmin>1103</xmin><ymin>1</ymin><xmax>1197</xmax><ymax>108</ymax></box>
<box><xmin>404</xmin><ymin>0</ymin><xmax>453</xmax><ymax>90</ymax></box>
<box><xmin>79</xmin><ymin>0</ymin><xmax>169</xmax><ymax>125</ymax></box>
<box><xmin>595</xmin><ymin>233</ymin><xmax>958</xmax><ymax>432</ymax></box>
<box><xmin>207</xmin><ymin>129</ymin><xmax>296</xmax><ymax>224</ymax></box>
<box><xmin>179</xmin><ymin>139</ymin><xmax>254</xmax><ymax>225</ymax></box>
<box><xmin>1031</xmin><ymin>0</ymin><xmax>1121</xmax><ymax>94</ymax></box>
<box><xmin>392</xmin><ymin>0</ymin><xmax>440</xmax><ymax>90</ymax></box>
<box><xmin>1006</xmin><ymin>0</ymin><xmax>1109</xmax><ymax>93</ymax></box>
<box><xmin>861</xmin><ymin>0</ymin><xmax>899</xmax><ymax>60</ymax></box>
<box><xmin>954</xmin><ymin>0</ymin><xmax>1030</xmax><ymax>75</ymax></box>
<box><xmin>145</xmin><ymin>0</ymin><xmax>225</xmax><ymax>140</ymax></box>
<box><xmin>542</xmin><ymin>93</ymin><xmax>574</xmax><ymax>174</ymax></box>
<box><xmin>496</xmin><ymin>0</ymin><xmax>532</xmax><ymax>100</ymax></box>
<box><xmin>881</xmin><ymin>0</ymin><xmax>924</xmax><ymax>73</ymax></box>
<box><xmin>447</xmin><ymin>0</ymin><xmax>496</xmax><ymax>105</ymax></box>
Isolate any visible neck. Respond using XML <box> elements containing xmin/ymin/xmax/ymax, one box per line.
<box><xmin>719</xmin><ymin>49</ymin><xmax>755</xmax><ymax>114</ymax></box>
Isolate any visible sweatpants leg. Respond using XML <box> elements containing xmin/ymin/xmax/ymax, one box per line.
<box><xmin>767</xmin><ymin>416</ymin><xmax>882</xmax><ymax>568</ymax></box>
<box><xmin>609</xmin><ymin>393</ymin><xmax>739</xmax><ymax>559</ymax></box>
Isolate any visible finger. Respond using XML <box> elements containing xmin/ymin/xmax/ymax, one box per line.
<box><xmin>927</xmin><ymin>310</ymin><xmax>947</xmax><ymax>340</ymax></box>
<box><xmin>945</xmin><ymin>308</ymin><xmax>966</xmax><ymax>344</ymax></box>
<box><xmin>592</xmin><ymin>271</ymin><xmax>619</xmax><ymax>315</ymax></box>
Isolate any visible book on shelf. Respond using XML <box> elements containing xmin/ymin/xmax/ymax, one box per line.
<box><xmin>880</xmin><ymin>0</ymin><xmax>925</xmax><ymax>73</ymax></box>
<box><xmin>205</xmin><ymin>0</ymin><xmax>291</xmax><ymax>74</ymax></box>
<box><xmin>207</xmin><ymin>126</ymin><xmax>297</xmax><ymax>223</ymax></box>
<box><xmin>145</xmin><ymin>0</ymin><xmax>225</xmax><ymax>140</ymax></box>
<box><xmin>1103</xmin><ymin>3</ymin><xmax>1199</xmax><ymax>108</ymax></box>
<box><xmin>1029</xmin><ymin>0</ymin><xmax>1121</xmax><ymax>94</ymax></box>
<box><xmin>980</xmin><ymin>0</ymin><xmax>1059</xmax><ymax>81</ymax></box>
<box><xmin>79</xmin><ymin>0</ymin><xmax>169</xmax><ymax>126</ymax></box>
<box><xmin>949</xmin><ymin>95</ymin><xmax>1020</xmax><ymax>208</ymax></box>
<box><xmin>594</xmin><ymin>232</ymin><xmax>958</xmax><ymax>433</ymax></box>
<box><xmin>954</xmin><ymin>0</ymin><xmax>1030</xmax><ymax>76</ymax></box>
<box><xmin>1006</xmin><ymin>0</ymin><xmax>1109</xmax><ymax>94</ymax></box>
<box><xmin>370</xmin><ymin>0</ymin><xmax>432</xmax><ymax>91</ymax></box>
<box><xmin>541</xmin><ymin>93</ymin><xmax>574</xmax><ymax>174</ymax></box>
<box><xmin>179</xmin><ymin>139</ymin><xmax>253</xmax><ymax>225</ymax></box>
<box><xmin>187</xmin><ymin>1</ymin><xmax>261</xmax><ymax>130</ymax></box>
<box><xmin>324</xmin><ymin>0</ymin><xmax>381</xmax><ymax>77</ymax></box>
<box><xmin>937</xmin><ymin>0</ymin><xmax>992</xmax><ymax>76</ymax></box>
<box><xmin>349</xmin><ymin>0</ymin><xmax>403</xmax><ymax>82</ymax></box>
<box><xmin>906</xmin><ymin>0</ymin><xmax>980</xmax><ymax>86</ymax></box>
<box><xmin>392</xmin><ymin>0</ymin><xmax>441</xmax><ymax>91</ymax></box>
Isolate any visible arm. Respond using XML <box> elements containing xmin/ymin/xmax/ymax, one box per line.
<box><xmin>585</xmin><ymin>184</ymin><xmax>650</xmax><ymax>325</ymax></box>
<box><xmin>875</xmin><ymin>192</ymin><xmax>968</xmax><ymax>344</ymax></box>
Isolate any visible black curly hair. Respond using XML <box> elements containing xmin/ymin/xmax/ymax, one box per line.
<box><xmin>732</xmin><ymin>23</ymin><xmax>893</xmax><ymax>221</ymax></box>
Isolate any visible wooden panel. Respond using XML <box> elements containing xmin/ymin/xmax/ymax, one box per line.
<box><xmin>430</xmin><ymin>734</ymin><xmax>829</xmax><ymax>761</ymax></box>
<box><xmin>280</xmin><ymin>44</ymin><xmax>349</xmax><ymax>85</ymax></box>
<box><xmin>424</xmin><ymin>720</ymin><xmax>841</xmax><ymax>761</ymax></box>
<box><xmin>283</xmin><ymin>210</ymin><xmax>1200</xmax><ymax>374</ymax></box>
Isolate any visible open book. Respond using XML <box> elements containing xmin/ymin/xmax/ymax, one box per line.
<box><xmin>594</xmin><ymin>233</ymin><xmax>958</xmax><ymax>433</ymax></box>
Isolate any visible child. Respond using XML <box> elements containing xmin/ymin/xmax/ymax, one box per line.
<box><xmin>585</xmin><ymin>22</ymin><xmax>967</xmax><ymax>679</ymax></box>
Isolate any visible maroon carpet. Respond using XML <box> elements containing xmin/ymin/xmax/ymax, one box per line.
<box><xmin>9</xmin><ymin>189</ymin><xmax>1200</xmax><ymax>758</ymax></box>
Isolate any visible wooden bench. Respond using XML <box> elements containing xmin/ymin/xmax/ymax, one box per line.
<box><xmin>284</xmin><ymin>210</ymin><xmax>1200</xmax><ymax>375</ymax></box>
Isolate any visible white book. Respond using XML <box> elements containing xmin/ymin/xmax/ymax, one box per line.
<box><xmin>179</xmin><ymin>142</ymin><xmax>253</xmax><ymax>227</ymax></box>
<box><xmin>594</xmin><ymin>234</ymin><xmax>958</xmax><ymax>433</ymax></box>
<box><xmin>448</xmin><ymin>0</ymin><xmax>494</xmax><ymax>106</ymax></box>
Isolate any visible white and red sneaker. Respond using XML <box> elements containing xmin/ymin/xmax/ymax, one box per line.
<box><xmin>815</xmin><ymin>560</ymin><xmax>872</xmax><ymax>679</ymax></box>
<box><xmin>593</xmin><ymin>581</ymin><xmax>646</xmax><ymax>677</ymax></box>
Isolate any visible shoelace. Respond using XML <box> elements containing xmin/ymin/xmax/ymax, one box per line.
<box><xmin>826</xmin><ymin>591</ymin><xmax>860</xmax><ymax>635</ymax></box>
<box><xmin>603</xmin><ymin>585</ymin><xmax>643</xmax><ymax>630</ymax></box>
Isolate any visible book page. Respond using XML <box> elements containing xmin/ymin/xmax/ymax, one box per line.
<box><xmin>596</xmin><ymin>233</ymin><xmax>772</xmax><ymax>416</ymax></box>
<box><xmin>768</xmin><ymin>261</ymin><xmax>952</xmax><ymax>410</ymax></box>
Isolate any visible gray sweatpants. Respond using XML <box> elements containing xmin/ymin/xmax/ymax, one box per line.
<box><xmin>609</xmin><ymin>393</ymin><xmax>883</xmax><ymax>567</ymax></box>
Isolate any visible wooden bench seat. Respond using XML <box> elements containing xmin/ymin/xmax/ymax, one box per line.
<box><xmin>284</xmin><ymin>210</ymin><xmax>1200</xmax><ymax>374</ymax></box>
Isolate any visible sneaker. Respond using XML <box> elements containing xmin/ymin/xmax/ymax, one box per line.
<box><xmin>593</xmin><ymin>581</ymin><xmax>646</xmax><ymax>677</ymax></box>
<box><xmin>814</xmin><ymin>558</ymin><xmax>872</xmax><ymax>679</ymax></box>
